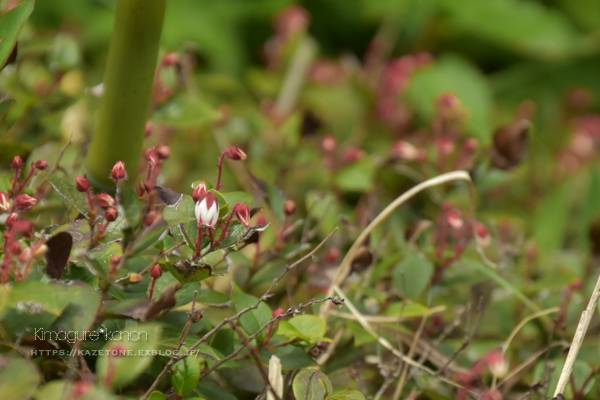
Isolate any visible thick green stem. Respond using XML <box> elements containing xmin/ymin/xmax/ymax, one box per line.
<box><xmin>85</xmin><ymin>0</ymin><xmax>166</xmax><ymax>191</ymax></box>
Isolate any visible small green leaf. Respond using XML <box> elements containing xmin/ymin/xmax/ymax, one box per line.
<box><xmin>0</xmin><ymin>356</ymin><xmax>40</xmax><ymax>400</ymax></box>
<box><xmin>0</xmin><ymin>1</ymin><xmax>34</xmax><ymax>69</ymax></box>
<box><xmin>0</xmin><ymin>99</ymin><xmax>15</xmax><ymax>119</ymax></box>
<box><xmin>119</xmin><ymin>183</ymin><xmax>141</xmax><ymax>230</ymax></box>
<box><xmin>278</xmin><ymin>315</ymin><xmax>326</xmax><ymax>343</ymax></box>
<box><xmin>172</xmin><ymin>355</ymin><xmax>201</xmax><ymax>395</ymax></box>
<box><xmin>164</xmin><ymin>262</ymin><xmax>212</xmax><ymax>284</ymax></box>
<box><xmin>326</xmin><ymin>389</ymin><xmax>366</xmax><ymax>400</ymax></box>
<box><xmin>176</xmin><ymin>285</ymin><xmax>229</xmax><ymax>307</ymax></box>
<box><xmin>231</xmin><ymin>289</ymin><xmax>272</xmax><ymax>343</ymax></box>
<box><xmin>96</xmin><ymin>324</ymin><xmax>162</xmax><ymax>389</ymax></box>
<box><xmin>293</xmin><ymin>368</ymin><xmax>333</xmax><ymax>400</ymax></box>
<box><xmin>334</xmin><ymin>158</ymin><xmax>376</xmax><ymax>192</ymax></box>
<box><xmin>392</xmin><ymin>255</ymin><xmax>434</xmax><ymax>298</ymax></box>
<box><xmin>39</xmin><ymin>171</ymin><xmax>89</xmax><ymax>216</ymax></box>
<box><xmin>147</xmin><ymin>392</ymin><xmax>167</xmax><ymax>400</ymax></box>
<box><xmin>223</xmin><ymin>191</ymin><xmax>253</xmax><ymax>211</ymax></box>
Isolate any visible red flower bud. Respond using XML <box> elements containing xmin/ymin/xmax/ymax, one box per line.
<box><xmin>273</xmin><ymin>308</ymin><xmax>285</xmax><ymax>318</ymax></box>
<box><xmin>110</xmin><ymin>344</ymin><xmax>127</xmax><ymax>357</ymax></box>
<box><xmin>342</xmin><ymin>147</ymin><xmax>365</xmax><ymax>163</ymax></box>
<box><xmin>446</xmin><ymin>211</ymin><xmax>463</xmax><ymax>229</ymax></box>
<box><xmin>569</xmin><ymin>279</ymin><xmax>584</xmax><ymax>291</ymax></box>
<box><xmin>111</xmin><ymin>161</ymin><xmax>127</xmax><ymax>181</ymax></box>
<box><xmin>110</xmin><ymin>254</ymin><xmax>121</xmax><ymax>265</ymax></box>
<box><xmin>283</xmin><ymin>200</ymin><xmax>296</xmax><ymax>216</ymax></box>
<box><xmin>325</xmin><ymin>248</ymin><xmax>340</xmax><ymax>264</ymax></box>
<box><xmin>12</xmin><ymin>156</ymin><xmax>23</xmax><ymax>169</ymax></box>
<box><xmin>435</xmin><ymin>138</ymin><xmax>455</xmax><ymax>156</ymax></box>
<box><xmin>18</xmin><ymin>248</ymin><xmax>32</xmax><ymax>262</ymax></box>
<box><xmin>225</xmin><ymin>146</ymin><xmax>247</xmax><ymax>161</ymax></box>
<box><xmin>0</xmin><ymin>192</ymin><xmax>10</xmax><ymax>212</ymax></box>
<box><xmin>15</xmin><ymin>195</ymin><xmax>37</xmax><ymax>211</ymax></box>
<box><xmin>162</xmin><ymin>52</ymin><xmax>179</xmax><ymax>67</ymax></box>
<box><xmin>151</xmin><ymin>264</ymin><xmax>163</xmax><ymax>279</ymax></box>
<box><xmin>12</xmin><ymin>220</ymin><xmax>34</xmax><ymax>239</ymax></box>
<box><xmin>145</xmin><ymin>209</ymin><xmax>157</xmax><ymax>226</ymax></box>
<box><xmin>8</xmin><ymin>241</ymin><xmax>21</xmax><ymax>256</ymax></box>
<box><xmin>233</xmin><ymin>203</ymin><xmax>251</xmax><ymax>227</ymax></box>
<box><xmin>96</xmin><ymin>193</ymin><xmax>115</xmax><ymax>209</ymax></box>
<box><xmin>105</xmin><ymin>207</ymin><xmax>118</xmax><ymax>222</ymax></box>
<box><xmin>322</xmin><ymin>135</ymin><xmax>337</xmax><ymax>152</ymax></box>
<box><xmin>72</xmin><ymin>381</ymin><xmax>93</xmax><ymax>398</ymax></box>
<box><xmin>146</xmin><ymin>149</ymin><xmax>159</xmax><ymax>165</ymax></box>
<box><xmin>475</xmin><ymin>222</ymin><xmax>491</xmax><ymax>249</ymax></box>
<box><xmin>75</xmin><ymin>176</ymin><xmax>90</xmax><ymax>192</ymax></box>
<box><xmin>35</xmin><ymin>160</ymin><xmax>48</xmax><ymax>170</ymax></box>
<box><xmin>192</xmin><ymin>181</ymin><xmax>207</xmax><ymax>203</ymax></box>
<box><xmin>484</xmin><ymin>350</ymin><xmax>508</xmax><ymax>378</ymax></box>
<box><xmin>6</xmin><ymin>213</ymin><xmax>18</xmax><ymax>227</ymax></box>
<box><xmin>155</xmin><ymin>145</ymin><xmax>171</xmax><ymax>160</ymax></box>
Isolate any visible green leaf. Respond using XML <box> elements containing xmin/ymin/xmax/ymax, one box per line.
<box><xmin>147</xmin><ymin>392</ymin><xmax>167</xmax><ymax>400</ymax></box>
<box><xmin>326</xmin><ymin>390</ymin><xmax>366</xmax><ymax>400</ymax></box>
<box><xmin>0</xmin><ymin>355</ymin><xmax>40</xmax><ymax>400</ymax></box>
<box><xmin>172</xmin><ymin>355</ymin><xmax>201</xmax><ymax>395</ymax></box>
<box><xmin>208</xmin><ymin>189</ymin><xmax>229</xmax><ymax>218</ymax></box>
<box><xmin>162</xmin><ymin>195</ymin><xmax>199</xmax><ymax>251</ymax></box>
<box><xmin>152</xmin><ymin>94</ymin><xmax>220</xmax><ymax>127</ymax></box>
<box><xmin>533</xmin><ymin>181</ymin><xmax>571</xmax><ymax>253</ymax></box>
<box><xmin>0</xmin><ymin>99</ymin><xmax>15</xmax><ymax>119</ymax></box>
<box><xmin>223</xmin><ymin>191</ymin><xmax>253</xmax><ymax>210</ymax></box>
<box><xmin>176</xmin><ymin>285</ymin><xmax>229</xmax><ymax>307</ymax></box>
<box><xmin>437</xmin><ymin>0</ymin><xmax>586</xmax><ymax>60</ymax></box>
<box><xmin>392</xmin><ymin>254</ymin><xmax>434</xmax><ymax>299</ymax></box>
<box><xmin>231</xmin><ymin>289</ymin><xmax>272</xmax><ymax>343</ymax></box>
<box><xmin>165</xmin><ymin>262</ymin><xmax>212</xmax><ymax>284</ymax></box>
<box><xmin>119</xmin><ymin>183</ymin><xmax>141</xmax><ymax>230</ymax></box>
<box><xmin>260</xmin><ymin>345</ymin><xmax>316</xmax><ymax>370</ymax></box>
<box><xmin>334</xmin><ymin>158</ymin><xmax>376</xmax><ymax>192</ymax></box>
<box><xmin>0</xmin><ymin>1</ymin><xmax>34</xmax><ymax>69</ymax></box>
<box><xmin>39</xmin><ymin>170</ymin><xmax>89</xmax><ymax>216</ymax></box>
<box><xmin>404</xmin><ymin>54</ymin><xmax>493</xmax><ymax>144</ymax></box>
<box><xmin>278</xmin><ymin>315</ymin><xmax>326</xmax><ymax>343</ymax></box>
<box><xmin>195</xmin><ymin>381</ymin><xmax>237</xmax><ymax>400</ymax></box>
<box><xmin>346</xmin><ymin>322</ymin><xmax>376</xmax><ymax>346</ymax></box>
<box><xmin>293</xmin><ymin>368</ymin><xmax>333</xmax><ymax>400</ymax></box>
<box><xmin>96</xmin><ymin>323</ymin><xmax>162</xmax><ymax>388</ymax></box>
<box><xmin>133</xmin><ymin>225</ymin><xmax>167</xmax><ymax>255</ymax></box>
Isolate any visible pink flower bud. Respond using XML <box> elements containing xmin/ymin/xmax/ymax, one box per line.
<box><xmin>96</xmin><ymin>193</ymin><xmax>115</xmax><ymax>209</ymax></box>
<box><xmin>435</xmin><ymin>138</ymin><xmax>455</xmax><ymax>156</ymax></box>
<box><xmin>145</xmin><ymin>209</ymin><xmax>157</xmax><ymax>226</ymax></box>
<box><xmin>75</xmin><ymin>176</ymin><xmax>90</xmax><ymax>192</ymax></box>
<box><xmin>155</xmin><ymin>145</ymin><xmax>171</xmax><ymax>160</ymax></box>
<box><xmin>463</xmin><ymin>138</ymin><xmax>479</xmax><ymax>152</ymax></box>
<box><xmin>225</xmin><ymin>146</ymin><xmax>247</xmax><ymax>161</ymax></box>
<box><xmin>325</xmin><ymin>248</ymin><xmax>340</xmax><ymax>263</ymax></box>
<box><xmin>446</xmin><ymin>211</ymin><xmax>463</xmax><ymax>229</ymax></box>
<box><xmin>485</xmin><ymin>350</ymin><xmax>508</xmax><ymax>378</ymax></box>
<box><xmin>392</xmin><ymin>141</ymin><xmax>426</xmax><ymax>162</ymax></box>
<box><xmin>192</xmin><ymin>181</ymin><xmax>207</xmax><ymax>203</ymax></box>
<box><xmin>283</xmin><ymin>200</ymin><xmax>296</xmax><ymax>216</ymax></box>
<box><xmin>475</xmin><ymin>222</ymin><xmax>491</xmax><ymax>249</ymax></box>
<box><xmin>72</xmin><ymin>381</ymin><xmax>93</xmax><ymax>398</ymax></box>
<box><xmin>0</xmin><ymin>192</ymin><xmax>10</xmax><ymax>212</ymax></box>
<box><xmin>111</xmin><ymin>161</ymin><xmax>127</xmax><ymax>181</ymax></box>
<box><xmin>105</xmin><ymin>207</ymin><xmax>118</xmax><ymax>222</ymax></box>
<box><xmin>32</xmin><ymin>244</ymin><xmax>48</xmax><ymax>260</ymax></box>
<box><xmin>110</xmin><ymin>255</ymin><xmax>121</xmax><ymax>265</ymax></box>
<box><xmin>273</xmin><ymin>308</ymin><xmax>285</xmax><ymax>318</ymax></box>
<box><xmin>18</xmin><ymin>247</ymin><xmax>32</xmax><ymax>262</ymax></box>
<box><xmin>322</xmin><ymin>135</ymin><xmax>337</xmax><ymax>152</ymax></box>
<box><xmin>436</xmin><ymin>92</ymin><xmax>461</xmax><ymax>110</ymax></box>
<box><xmin>195</xmin><ymin>192</ymin><xmax>219</xmax><ymax>227</ymax></box>
<box><xmin>8</xmin><ymin>241</ymin><xmax>21</xmax><ymax>256</ymax></box>
<box><xmin>146</xmin><ymin>149</ymin><xmax>159</xmax><ymax>165</ymax></box>
<box><xmin>6</xmin><ymin>213</ymin><xmax>18</xmax><ymax>227</ymax></box>
<box><xmin>15</xmin><ymin>195</ymin><xmax>37</xmax><ymax>211</ymax></box>
<box><xmin>35</xmin><ymin>160</ymin><xmax>48</xmax><ymax>170</ymax></box>
<box><xmin>569</xmin><ymin>279</ymin><xmax>583</xmax><ymax>291</ymax></box>
<box><xmin>129</xmin><ymin>273</ymin><xmax>143</xmax><ymax>284</ymax></box>
<box><xmin>110</xmin><ymin>344</ymin><xmax>127</xmax><ymax>357</ymax></box>
<box><xmin>233</xmin><ymin>203</ymin><xmax>251</xmax><ymax>227</ymax></box>
<box><xmin>151</xmin><ymin>265</ymin><xmax>163</xmax><ymax>279</ymax></box>
<box><xmin>162</xmin><ymin>52</ymin><xmax>179</xmax><ymax>67</ymax></box>
<box><xmin>342</xmin><ymin>147</ymin><xmax>365</xmax><ymax>163</ymax></box>
<box><xmin>12</xmin><ymin>156</ymin><xmax>23</xmax><ymax>169</ymax></box>
<box><xmin>12</xmin><ymin>220</ymin><xmax>34</xmax><ymax>239</ymax></box>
